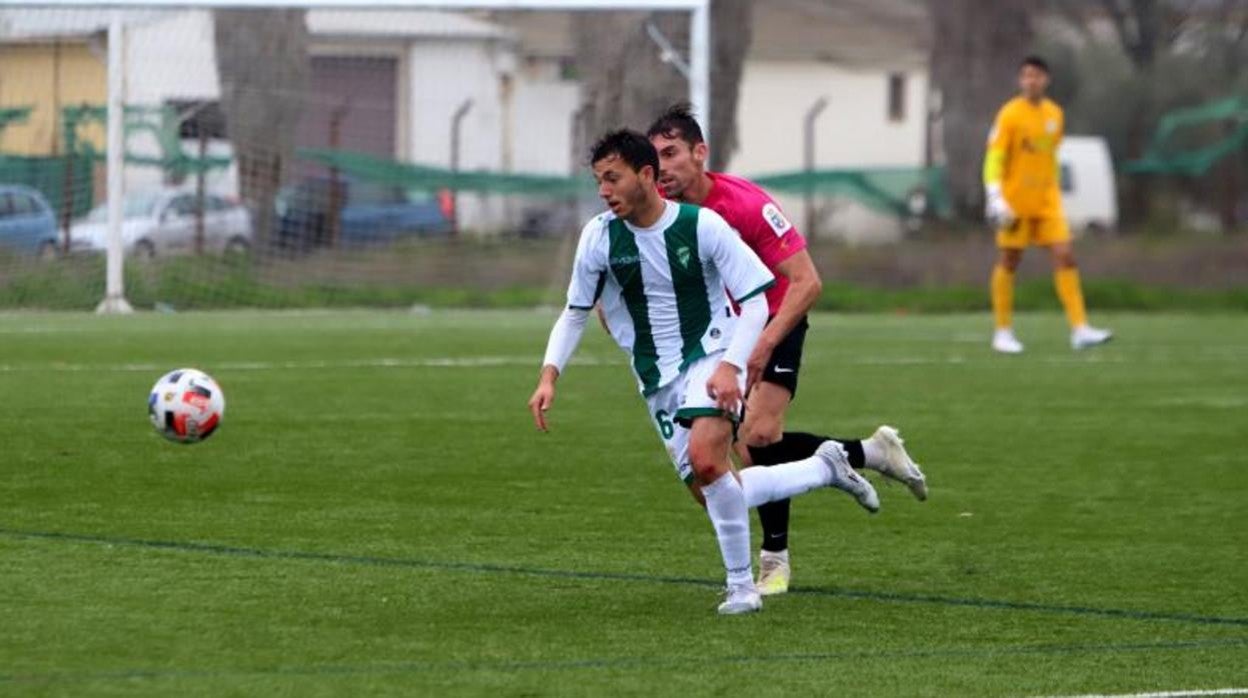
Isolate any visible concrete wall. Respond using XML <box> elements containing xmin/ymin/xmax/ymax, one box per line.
<box><xmin>732</xmin><ymin>60</ymin><xmax>930</xmax><ymax>244</ymax></box>
<box><xmin>0</xmin><ymin>42</ymin><xmax>106</xmax><ymax>156</ymax></box>
<box><xmin>733</xmin><ymin>60</ymin><xmax>928</xmax><ymax>174</ymax></box>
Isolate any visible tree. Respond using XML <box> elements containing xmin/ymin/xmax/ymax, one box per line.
<box><xmin>213</xmin><ymin>9</ymin><xmax>309</xmax><ymax>248</ymax></box>
<box><xmin>571</xmin><ymin>1</ymin><xmax>753</xmax><ymax>171</ymax></box>
<box><xmin>927</xmin><ymin>0</ymin><xmax>1038</xmax><ymax>218</ymax></box>
<box><xmin>1048</xmin><ymin>0</ymin><xmax>1248</xmax><ymax>229</ymax></box>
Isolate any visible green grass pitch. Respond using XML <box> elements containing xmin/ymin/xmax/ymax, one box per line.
<box><xmin>0</xmin><ymin>310</ymin><xmax>1245</xmax><ymax>697</ymax></box>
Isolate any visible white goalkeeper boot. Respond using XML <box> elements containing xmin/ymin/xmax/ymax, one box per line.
<box><xmin>992</xmin><ymin>328</ymin><xmax>1024</xmax><ymax>354</ymax></box>
<box><xmin>1071</xmin><ymin>324</ymin><xmax>1113</xmax><ymax>350</ymax></box>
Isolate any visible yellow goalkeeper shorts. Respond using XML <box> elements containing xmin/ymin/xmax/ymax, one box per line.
<box><xmin>996</xmin><ymin>217</ymin><xmax>1071</xmax><ymax>249</ymax></box>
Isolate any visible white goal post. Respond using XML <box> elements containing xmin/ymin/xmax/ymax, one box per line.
<box><xmin>12</xmin><ymin>0</ymin><xmax>710</xmax><ymax>314</ymax></box>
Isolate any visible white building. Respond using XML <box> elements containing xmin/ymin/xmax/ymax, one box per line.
<box><xmin>1</xmin><ymin>8</ymin><xmax>580</xmax><ymax>232</ymax></box>
<box><xmin>491</xmin><ymin>0</ymin><xmax>932</xmax><ymax>242</ymax></box>
<box><xmin>2</xmin><ymin>3</ymin><xmax>931</xmax><ymax>239</ymax></box>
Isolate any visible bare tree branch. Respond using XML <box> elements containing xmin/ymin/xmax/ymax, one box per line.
<box><xmin>214</xmin><ymin>9</ymin><xmax>309</xmax><ymax>248</ymax></box>
<box><xmin>1048</xmin><ymin>0</ymin><xmax>1096</xmax><ymax>40</ymax></box>
<box><xmin>1101</xmin><ymin>0</ymin><xmax>1138</xmax><ymax>59</ymax></box>
<box><xmin>571</xmin><ymin>3</ymin><xmax>751</xmax><ymax>171</ymax></box>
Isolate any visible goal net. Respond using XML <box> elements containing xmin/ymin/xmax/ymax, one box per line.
<box><xmin>0</xmin><ymin>2</ymin><xmax>707</xmax><ymax>311</ymax></box>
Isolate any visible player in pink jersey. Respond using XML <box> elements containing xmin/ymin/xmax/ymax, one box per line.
<box><xmin>647</xmin><ymin>104</ymin><xmax>929</xmax><ymax>595</ymax></box>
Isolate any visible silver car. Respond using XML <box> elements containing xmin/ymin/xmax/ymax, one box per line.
<box><xmin>72</xmin><ymin>190</ymin><xmax>252</xmax><ymax>258</ymax></box>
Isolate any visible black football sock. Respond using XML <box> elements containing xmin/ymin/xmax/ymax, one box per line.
<box><xmin>778</xmin><ymin>431</ymin><xmax>866</xmax><ymax>470</ymax></box>
<box><xmin>745</xmin><ymin>432</ymin><xmax>869</xmax><ymax>553</ymax></box>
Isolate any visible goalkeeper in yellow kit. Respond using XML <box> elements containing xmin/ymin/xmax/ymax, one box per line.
<box><xmin>983</xmin><ymin>55</ymin><xmax>1112</xmax><ymax>353</ymax></box>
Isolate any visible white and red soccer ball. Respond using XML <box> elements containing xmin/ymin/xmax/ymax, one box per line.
<box><xmin>148</xmin><ymin>369</ymin><xmax>225</xmax><ymax>443</ymax></box>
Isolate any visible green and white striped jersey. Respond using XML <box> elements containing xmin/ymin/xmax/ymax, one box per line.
<box><xmin>566</xmin><ymin>200</ymin><xmax>775</xmax><ymax>396</ymax></box>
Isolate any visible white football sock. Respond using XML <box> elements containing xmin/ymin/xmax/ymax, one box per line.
<box><xmin>701</xmin><ymin>471</ymin><xmax>754</xmax><ymax>588</ymax></box>
<box><xmin>739</xmin><ymin>455</ymin><xmax>834</xmax><ymax>508</ymax></box>
<box><xmin>862</xmin><ymin>437</ymin><xmax>887</xmax><ymax>471</ymax></box>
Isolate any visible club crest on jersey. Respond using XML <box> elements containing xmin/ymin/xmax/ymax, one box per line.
<box><xmin>762</xmin><ymin>203</ymin><xmax>792</xmax><ymax>236</ymax></box>
<box><xmin>1046</xmin><ymin>119</ymin><xmax>1058</xmax><ymax>134</ymax></box>
<box><xmin>676</xmin><ymin>246</ymin><xmax>692</xmax><ymax>268</ymax></box>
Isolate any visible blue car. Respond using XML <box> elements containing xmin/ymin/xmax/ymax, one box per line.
<box><xmin>0</xmin><ymin>185</ymin><xmax>60</xmax><ymax>258</ymax></box>
<box><xmin>275</xmin><ymin>178</ymin><xmax>453</xmax><ymax>251</ymax></box>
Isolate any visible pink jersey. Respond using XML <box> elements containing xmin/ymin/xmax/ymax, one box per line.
<box><xmin>700</xmin><ymin>171</ymin><xmax>806</xmax><ymax>316</ymax></box>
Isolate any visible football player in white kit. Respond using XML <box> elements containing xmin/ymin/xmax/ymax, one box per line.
<box><xmin>527</xmin><ymin>130</ymin><xmax>877</xmax><ymax>615</ymax></box>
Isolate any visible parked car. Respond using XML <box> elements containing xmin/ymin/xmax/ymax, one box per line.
<box><xmin>71</xmin><ymin>190</ymin><xmax>253</xmax><ymax>259</ymax></box>
<box><xmin>0</xmin><ymin>185</ymin><xmax>60</xmax><ymax>258</ymax></box>
<box><xmin>274</xmin><ymin>177</ymin><xmax>453</xmax><ymax>251</ymax></box>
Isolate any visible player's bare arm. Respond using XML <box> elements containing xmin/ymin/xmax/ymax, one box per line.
<box><xmin>527</xmin><ymin>365</ymin><xmax>559</xmax><ymax>432</ymax></box>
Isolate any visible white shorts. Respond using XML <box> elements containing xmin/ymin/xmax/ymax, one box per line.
<box><xmin>643</xmin><ymin>351</ymin><xmax>745</xmax><ymax>485</ymax></box>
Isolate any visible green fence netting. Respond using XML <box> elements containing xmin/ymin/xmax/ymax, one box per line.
<box><xmin>1125</xmin><ymin>95</ymin><xmax>1248</xmax><ymax>177</ymax></box>
<box><xmin>752</xmin><ymin>167</ymin><xmax>950</xmax><ymax>217</ymax></box>
<box><xmin>0</xmin><ymin>154</ymin><xmax>95</xmax><ymax>218</ymax></box>
<box><xmin>297</xmin><ymin>148</ymin><xmax>950</xmax><ymax>217</ymax></box>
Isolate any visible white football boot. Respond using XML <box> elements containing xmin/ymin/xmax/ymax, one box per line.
<box><xmin>1071</xmin><ymin>325</ymin><xmax>1113</xmax><ymax>350</ymax></box>
<box><xmin>718</xmin><ymin>583</ymin><xmax>763</xmax><ymax>615</ymax></box>
<box><xmin>862</xmin><ymin>426</ymin><xmax>928</xmax><ymax>501</ymax></box>
<box><xmin>992</xmin><ymin>328</ymin><xmax>1024</xmax><ymax>354</ymax></box>
<box><xmin>817</xmin><ymin>440</ymin><xmax>880</xmax><ymax>513</ymax></box>
<box><xmin>756</xmin><ymin>550</ymin><xmax>791</xmax><ymax>597</ymax></box>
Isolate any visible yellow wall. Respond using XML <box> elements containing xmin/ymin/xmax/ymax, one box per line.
<box><xmin>0</xmin><ymin>42</ymin><xmax>106</xmax><ymax>156</ymax></box>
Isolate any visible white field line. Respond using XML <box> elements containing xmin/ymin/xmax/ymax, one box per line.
<box><xmin>0</xmin><ymin>349</ymin><xmax>1243</xmax><ymax>373</ymax></box>
<box><xmin>1033</xmin><ymin>689</ymin><xmax>1248</xmax><ymax>698</ymax></box>
<box><xmin>0</xmin><ymin>357</ymin><xmax>611</xmax><ymax>373</ymax></box>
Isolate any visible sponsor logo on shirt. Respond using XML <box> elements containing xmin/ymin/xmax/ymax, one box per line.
<box><xmin>761</xmin><ymin>203</ymin><xmax>792</xmax><ymax>237</ymax></box>
<box><xmin>676</xmin><ymin>246</ymin><xmax>692</xmax><ymax>268</ymax></box>
<box><xmin>610</xmin><ymin>254</ymin><xmax>641</xmax><ymax>265</ymax></box>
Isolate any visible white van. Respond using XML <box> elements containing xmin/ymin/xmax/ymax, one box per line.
<box><xmin>1059</xmin><ymin>136</ymin><xmax>1118</xmax><ymax>233</ymax></box>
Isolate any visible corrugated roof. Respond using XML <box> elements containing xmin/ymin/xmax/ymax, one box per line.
<box><xmin>307</xmin><ymin>10</ymin><xmax>512</xmax><ymax>41</ymax></box>
<box><xmin>490</xmin><ymin>1</ymin><xmax>929</xmax><ymax>68</ymax></box>
<box><xmin>748</xmin><ymin>0</ymin><xmax>929</xmax><ymax>67</ymax></box>
<box><xmin>0</xmin><ymin>8</ymin><xmax>168</xmax><ymax>40</ymax></box>
<box><xmin>0</xmin><ymin>8</ymin><xmax>512</xmax><ymax>42</ymax></box>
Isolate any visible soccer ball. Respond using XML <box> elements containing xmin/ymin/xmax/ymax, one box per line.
<box><xmin>148</xmin><ymin>368</ymin><xmax>225</xmax><ymax>444</ymax></box>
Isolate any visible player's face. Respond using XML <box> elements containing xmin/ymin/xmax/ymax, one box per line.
<box><xmin>592</xmin><ymin>154</ymin><xmax>654</xmax><ymax>219</ymax></box>
<box><xmin>651</xmin><ymin>133</ymin><xmax>706</xmax><ymax>200</ymax></box>
<box><xmin>1019</xmin><ymin>65</ymin><xmax>1049</xmax><ymax>100</ymax></box>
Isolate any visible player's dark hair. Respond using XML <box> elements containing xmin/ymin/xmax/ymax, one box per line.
<box><xmin>646</xmin><ymin>102</ymin><xmax>705</xmax><ymax>146</ymax></box>
<box><xmin>1020</xmin><ymin>55</ymin><xmax>1050</xmax><ymax>73</ymax></box>
<box><xmin>589</xmin><ymin>129</ymin><xmax>660</xmax><ymax>177</ymax></box>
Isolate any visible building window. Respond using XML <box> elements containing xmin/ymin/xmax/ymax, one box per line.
<box><xmin>887</xmin><ymin>73</ymin><xmax>906</xmax><ymax>122</ymax></box>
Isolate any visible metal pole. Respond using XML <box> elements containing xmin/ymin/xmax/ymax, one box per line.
<box><xmin>689</xmin><ymin>0</ymin><xmax>710</xmax><ymax>144</ymax></box>
<box><xmin>97</xmin><ymin>11</ymin><xmax>132</xmax><ymax>314</ymax></box>
<box><xmin>327</xmin><ymin>101</ymin><xmax>349</xmax><ymax>249</ymax></box>
<box><xmin>803</xmin><ymin>96</ymin><xmax>828</xmax><ymax>241</ymax></box>
<box><xmin>449</xmin><ymin>98</ymin><xmax>473</xmax><ymax>236</ymax></box>
<box><xmin>195</xmin><ymin>129</ymin><xmax>207</xmax><ymax>254</ymax></box>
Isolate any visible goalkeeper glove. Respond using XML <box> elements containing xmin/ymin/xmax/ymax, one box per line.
<box><xmin>985</xmin><ymin>184</ymin><xmax>1015</xmax><ymax>228</ymax></box>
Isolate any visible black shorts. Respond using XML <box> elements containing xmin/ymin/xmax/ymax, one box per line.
<box><xmin>760</xmin><ymin>316</ymin><xmax>808</xmax><ymax>398</ymax></box>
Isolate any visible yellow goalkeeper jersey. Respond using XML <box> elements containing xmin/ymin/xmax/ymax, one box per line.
<box><xmin>983</xmin><ymin>97</ymin><xmax>1064</xmax><ymax>218</ymax></box>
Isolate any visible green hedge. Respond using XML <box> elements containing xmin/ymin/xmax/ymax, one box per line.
<box><xmin>2</xmin><ymin>255</ymin><xmax>1245</xmax><ymax>312</ymax></box>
